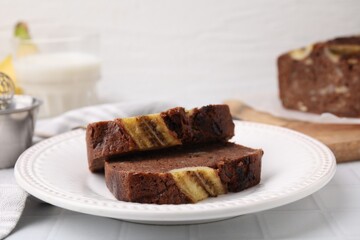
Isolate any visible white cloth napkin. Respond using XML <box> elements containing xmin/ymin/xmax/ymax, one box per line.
<box><xmin>0</xmin><ymin>101</ymin><xmax>175</xmax><ymax>239</ymax></box>
<box><xmin>0</xmin><ymin>169</ymin><xmax>27</xmax><ymax>240</ymax></box>
<box><xmin>35</xmin><ymin>101</ymin><xmax>175</xmax><ymax>138</ymax></box>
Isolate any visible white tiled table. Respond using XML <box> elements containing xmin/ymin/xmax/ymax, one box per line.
<box><xmin>6</xmin><ymin>161</ymin><xmax>360</xmax><ymax>240</ymax></box>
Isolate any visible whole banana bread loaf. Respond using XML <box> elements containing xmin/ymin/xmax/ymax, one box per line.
<box><xmin>278</xmin><ymin>36</ymin><xmax>360</xmax><ymax>117</ymax></box>
<box><xmin>105</xmin><ymin>142</ymin><xmax>263</xmax><ymax>204</ymax></box>
<box><xmin>86</xmin><ymin>105</ymin><xmax>234</xmax><ymax>172</ymax></box>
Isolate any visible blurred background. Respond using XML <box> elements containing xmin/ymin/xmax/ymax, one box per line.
<box><xmin>1</xmin><ymin>0</ymin><xmax>360</xmax><ymax>106</ymax></box>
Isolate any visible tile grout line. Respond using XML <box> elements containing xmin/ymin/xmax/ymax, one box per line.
<box><xmin>188</xmin><ymin>224</ymin><xmax>198</xmax><ymax>240</ymax></box>
<box><xmin>348</xmin><ymin>167</ymin><xmax>360</xmax><ymax>182</ymax></box>
<box><xmin>312</xmin><ymin>193</ymin><xmax>344</xmax><ymax>239</ymax></box>
<box><xmin>117</xmin><ymin>221</ymin><xmax>127</xmax><ymax>240</ymax></box>
<box><xmin>44</xmin><ymin>209</ymin><xmax>65</xmax><ymax>240</ymax></box>
<box><xmin>255</xmin><ymin>212</ymin><xmax>271</xmax><ymax>240</ymax></box>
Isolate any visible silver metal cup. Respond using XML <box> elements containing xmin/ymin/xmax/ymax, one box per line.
<box><xmin>0</xmin><ymin>95</ymin><xmax>41</xmax><ymax>168</ymax></box>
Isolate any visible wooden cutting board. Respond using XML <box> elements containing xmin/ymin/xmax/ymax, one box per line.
<box><xmin>225</xmin><ymin>99</ymin><xmax>360</xmax><ymax>163</ymax></box>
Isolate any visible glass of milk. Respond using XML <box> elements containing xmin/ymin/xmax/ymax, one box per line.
<box><xmin>12</xmin><ymin>27</ymin><xmax>101</xmax><ymax>118</ymax></box>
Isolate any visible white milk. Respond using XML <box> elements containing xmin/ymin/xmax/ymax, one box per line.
<box><xmin>14</xmin><ymin>52</ymin><xmax>101</xmax><ymax>118</ymax></box>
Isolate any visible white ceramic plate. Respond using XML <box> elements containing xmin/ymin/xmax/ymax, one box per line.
<box><xmin>15</xmin><ymin>121</ymin><xmax>336</xmax><ymax>225</ymax></box>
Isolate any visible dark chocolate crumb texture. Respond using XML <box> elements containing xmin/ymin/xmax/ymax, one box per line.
<box><xmin>278</xmin><ymin>36</ymin><xmax>360</xmax><ymax>117</ymax></box>
<box><xmin>105</xmin><ymin>142</ymin><xmax>263</xmax><ymax>204</ymax></box>
<box><xmin>86</xmin><ymin>104</ymin><xmax>235</xmax><ymax>172</ymax></box>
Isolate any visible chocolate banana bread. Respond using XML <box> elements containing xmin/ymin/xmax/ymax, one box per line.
<box><xmin>105</xmin><ymin>142</ymin><xmax>263</xmax><ymax>204</ymax></box>
<box><xmin>86</xmin><ymin>104</ymin><xmax>235</xmax><ymax>172</ymax></box>
<box><xmin>278</xmin><ymin>36</ymin><xmax>360</xmax><ymax>117</ymax></box>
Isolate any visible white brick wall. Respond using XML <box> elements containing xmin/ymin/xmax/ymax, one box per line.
<box><xmin>1</xmin><ymin>0</ymin><xmax>360</xmax><ymax>104</ymax></box>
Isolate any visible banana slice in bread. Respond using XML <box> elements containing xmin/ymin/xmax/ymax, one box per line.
<box><xmin>170</xmin><ymin>167</ymin><xmax>226</xmax><ymax>202</ymax></box>
<box><xmin>121</xmin><ymin>114</ymin><xmax>181</xmax><ymax>149</ymax></box>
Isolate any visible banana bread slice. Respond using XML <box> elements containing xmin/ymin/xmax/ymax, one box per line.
<box><xmin>86</xmin><ymin>104</ymin><xmax>234</xmax><ymax>172</ymax></box>
<box><xmin>278</xmin><ymin>36</ymin><xmax>360</xmax><ymax>117</ymax></box>
<box><xmin>105</xmin><ymin>142</ymin><xmax>263</xmax><ymax>204</ymax></box>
